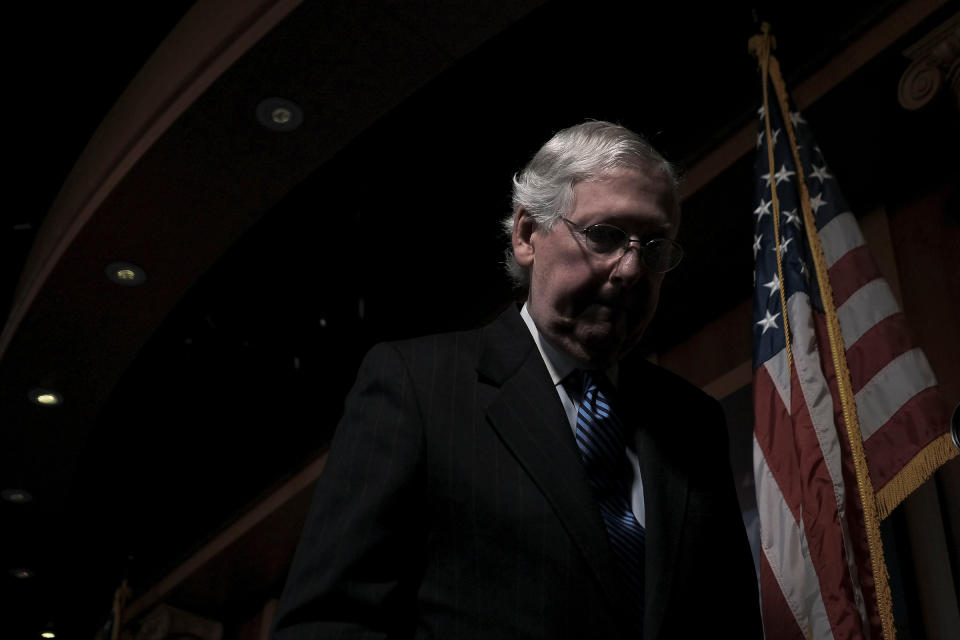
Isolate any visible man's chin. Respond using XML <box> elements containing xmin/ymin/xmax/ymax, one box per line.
<box><xmin>572</xmin><ymin>324</ymin><xmax>641</xmax><ymax>368</ymax></box>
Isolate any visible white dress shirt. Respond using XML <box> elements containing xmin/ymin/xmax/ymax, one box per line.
<box><xmin>520</xmin><ymin>304</ymin><xmax>646</xmax><ymax>527</ymax></box>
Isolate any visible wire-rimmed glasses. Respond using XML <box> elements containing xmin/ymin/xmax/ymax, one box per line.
<box><xmin>560</xmin><ymin>218</ymin><xmax>684</xmax><ymax>273</ymax></box>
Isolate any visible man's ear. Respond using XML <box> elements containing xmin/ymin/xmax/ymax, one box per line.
<box><xmin>512</xmin><ymin>208</ymin><xmax>536</xmax><ymax>268</ymax></box>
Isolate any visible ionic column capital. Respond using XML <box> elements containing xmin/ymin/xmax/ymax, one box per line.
<box><xmin>898</xmin><ymin>13</ymin><xmax>959</xmax><ymax>110</ymax></box>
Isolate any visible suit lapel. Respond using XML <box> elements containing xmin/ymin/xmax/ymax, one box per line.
<box><xmin>478</xmin><ymin>308</ymin><xmax>636</xmax><ymax>625</ymax></box>
<box><xmin>620</xmin><ymin>360</ymin><xmax>688</xmax><ymax>640</ymax></box>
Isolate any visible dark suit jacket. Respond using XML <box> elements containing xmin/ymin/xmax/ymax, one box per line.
<box><xmin>273</xmin><ymin>306</ymin><xmax>761</xmax><ymax>639</ymax></box>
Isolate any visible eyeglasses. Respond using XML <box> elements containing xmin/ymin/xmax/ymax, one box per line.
<box><xmin>560</xmin><ymin>217</ymin><xmax>684</xmax><ymax>273</ymax></box>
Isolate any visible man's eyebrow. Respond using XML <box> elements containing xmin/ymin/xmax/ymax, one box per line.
<box><xmin>625</xmin><ymin>221</ymin><xmax>674</xmax><ymax>235</ymax></box>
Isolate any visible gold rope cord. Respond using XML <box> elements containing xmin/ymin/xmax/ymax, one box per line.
<box><xmin>762</xmin><ymin>40</ymin><xmax>896</xmax><ymax>640</ymax></box>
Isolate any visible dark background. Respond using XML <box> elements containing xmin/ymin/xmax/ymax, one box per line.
<box><xmin>3</xmin><ymin>1</ymin><xmax>957</xmax><ymax>638</ymax></box>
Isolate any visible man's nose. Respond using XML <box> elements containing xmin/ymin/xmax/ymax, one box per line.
<box><xmin>610</xmin><ymin>243</ymin><xmax>645</xmax><ymax>285</ymax></box>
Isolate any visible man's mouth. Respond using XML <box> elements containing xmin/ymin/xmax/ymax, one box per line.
<box><xmin>595</xmin><ymin>296</ymin><xmax>639</xmax><ymax>313</ymax></box>
<box><xmin>581</xmin><ymin>301</ymin><xmax>629</xmax><ymax>321</ymax></box>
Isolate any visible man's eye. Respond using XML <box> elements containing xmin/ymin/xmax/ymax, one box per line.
<box><xmin>584</xmin><ymin>225</ymin><xmax>625</xmax><ymax>252</ymax></box>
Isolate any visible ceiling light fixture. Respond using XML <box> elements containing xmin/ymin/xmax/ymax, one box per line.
<box><xmin>41</xmin><ymin>632</ymin><xmax>55</xmax><ymax>639</ymax></box>
<box><xmin>2</xmin><ymin>489</ymin><xmax>33</xmax><ymax>503</ymax></box>
<box><xmin>10</xmin><ymin>568</ymin><xmax>34</xmax><ymax>579</ymax></box>
<box><xmin>105</xmin><ymin>262</ymin><xmax>147</xmax><ymax>286</ymax></box>
<box><xmin>256</xmin><ymin>97</ymin><xmax>303</xmax><ymax>132</ymax></box>
<box><xmin>28</xmin><ymin>389</ymin><xmax>63</xmax><ymax>406</ymax></box>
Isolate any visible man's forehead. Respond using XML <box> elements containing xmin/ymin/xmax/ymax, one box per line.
<box><xmin>572</xmin><ymin>167</ymin><xmax>679</xmax><ymax>223</ymax></box>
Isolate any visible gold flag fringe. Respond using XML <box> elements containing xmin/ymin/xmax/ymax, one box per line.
<box><xmin>877</xmin><ymin>433</ymin><xmax>958</xmax><ymax>520</ymax></box>
<box><xmin>749</xmin><ymin>22</ymin><xmax>896</xmax><ymax>640</ymax></box>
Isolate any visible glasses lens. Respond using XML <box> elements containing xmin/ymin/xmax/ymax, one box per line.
<box><xmin>643</xmin><ymin>239</ymin><xmax>684</xmax><ymax>272</ymax></box>
<box><xmin>583</xmin><ymin>225</ymin><xmax>626</xmax><ymax>254</ymax></box>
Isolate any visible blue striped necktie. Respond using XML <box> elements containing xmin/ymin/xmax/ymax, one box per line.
<box><xmin>574</xmin><ymin>370</ymin><xmax>645</xmax><ymax>634</ymax></box>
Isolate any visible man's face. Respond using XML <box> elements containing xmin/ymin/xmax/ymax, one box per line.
<box><xmin>512</xmin><ymin>166</ymin><xmax>678</xmax><ymax>368</ymax></box>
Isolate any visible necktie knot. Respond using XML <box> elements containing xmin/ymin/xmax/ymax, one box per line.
<box><xmin>576</xmin><ymin>370</ymin><xmax>627</xmax><ymax>451</ymax></box>
<box><xmin>578</xmin><ymin>369</ymin><xmax>607</xmax><ymax>395</ymax></box>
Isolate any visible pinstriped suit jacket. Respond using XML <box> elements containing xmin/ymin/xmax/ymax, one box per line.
<box><xmin>273</xmin><ymin>306</ymin><xmax>761</xmax><ymax>639</ymax></box>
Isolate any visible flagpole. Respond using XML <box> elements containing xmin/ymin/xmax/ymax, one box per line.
<box><xmin>749</xmin><ymin>23</ymin><xmax>896</xmax><ymax>640</ymax></box>
<box><xmin>751</xmin><ymin>23</ymin><xmax>793</xmax><ymax>373</ymax></box>
<box><xmin>110</xmin><ymin>578</ymin><xmax>132</xmax><ymax>640</ymax></box>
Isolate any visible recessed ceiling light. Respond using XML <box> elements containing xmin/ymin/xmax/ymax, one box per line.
<box><xmin>105</xmin><ymin>262</ymin><xmax>147</xmax><ymax>286</ymax></box>
<box><xmin>256</xmin><ymin>97</ymin><xmax>303</xmax><ymax>132</ymax></box>
<box><xmin>41</xmin><ymin>632</ymin><xmax>55</xmax><ymax>639</ymax></box>
<box><xmin>10</xmin><ymin>568</ymin><xmax>34</xmax><ymax>579</ymax></box>
<box><xmin>28</xmin><ymin>389</ymin><xmax>63</xmax><ymax>406</ymax></box>
<box><xmin>2</xmin><ymin>489</ymin><xmax>33</xmax><ymax>503</ymax></box>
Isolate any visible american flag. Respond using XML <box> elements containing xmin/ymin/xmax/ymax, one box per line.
<box><xmin>750</xmin><ymin>54</ymin><xmax>956</xmax><ymax>639</ymax></box>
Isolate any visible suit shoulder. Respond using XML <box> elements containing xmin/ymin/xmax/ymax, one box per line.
<box><xmin>364</xmin><ymin>324</ymin><xmax>485</xmax><ymax>375</ymax></box>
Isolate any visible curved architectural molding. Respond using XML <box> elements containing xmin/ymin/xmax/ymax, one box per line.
<box><xmin>0</xmin><ymin>0</ymin><xmax>303</xmax><ymax>358</ymax></box>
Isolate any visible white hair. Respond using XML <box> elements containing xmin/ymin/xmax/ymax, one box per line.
<box><xmin>502</xmin><ymin>120</ymin><xmax>679</xmax><ymax>290</ymax></box>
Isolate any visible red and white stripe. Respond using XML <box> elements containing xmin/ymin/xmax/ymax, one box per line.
<box><xmin>754</xmin><ymin>210</ymin><xmax>944</xmax><ymax>639</ymax></box>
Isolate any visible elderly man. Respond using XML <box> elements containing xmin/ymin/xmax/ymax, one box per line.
<box><xmin>273</xmin><ymin>121</ymin><xmax>761</xmax><ymax>639</ymax></box>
